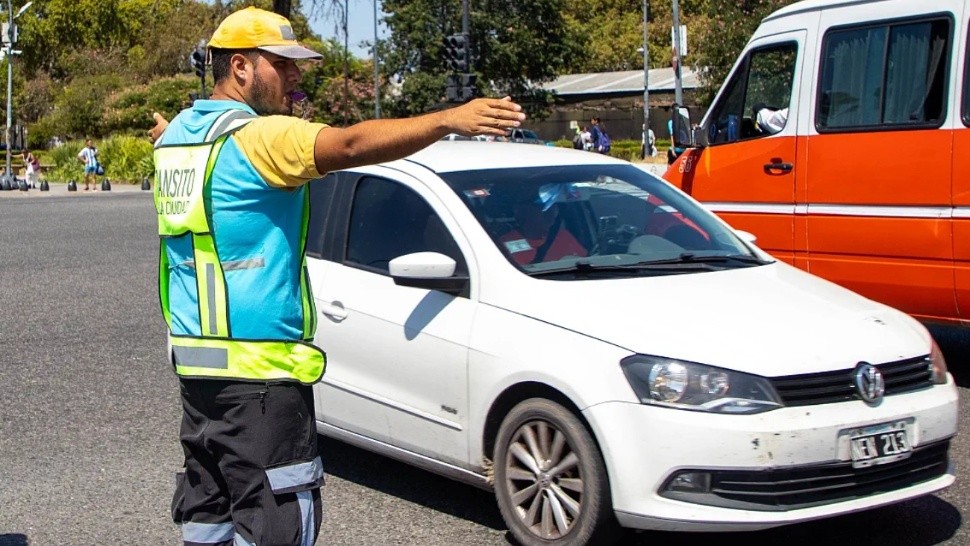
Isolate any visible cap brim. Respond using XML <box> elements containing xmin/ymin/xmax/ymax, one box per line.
<box><xmin>258</xmin><ymin>45</ymin><xmax>323</xmax><ymax>60</ymax></box>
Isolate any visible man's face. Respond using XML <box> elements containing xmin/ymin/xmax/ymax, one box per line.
<box><xmin>246</xmin><ymin>52</ymin><xmax>304</xmax><ymax>116</ymax></box>
<box><xmin>85</xmin><ymin>140</ymin><xmax>92</xmax><ymax>147</ymax></box>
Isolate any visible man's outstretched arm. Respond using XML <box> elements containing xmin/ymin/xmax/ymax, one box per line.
<box><xmin>312</xmin><ymin>97</ymin><xmax>525</xmax><ymax>173</ymax></box>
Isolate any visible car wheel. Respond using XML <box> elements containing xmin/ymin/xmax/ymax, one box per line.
<box><xmin>493</xmin><ymin>398</ymin><xmax>620</xmax><ymax>546</ymax></box>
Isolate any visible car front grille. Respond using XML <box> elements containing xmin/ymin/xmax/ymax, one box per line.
<box><xmin>661</xmin><ymin>440</ymin><xmax>950</xmax><ymax>511</ymax></box>
<box><xmin>770</xmin><ymin>356</ymin><xmax>933</xmax><ymax>407</ymax></box>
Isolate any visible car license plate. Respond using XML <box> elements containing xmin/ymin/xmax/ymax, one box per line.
<box><xmin>849</xmin><ymin>421</ymin><xmax>911</xmax><ymax>468</ymax></box>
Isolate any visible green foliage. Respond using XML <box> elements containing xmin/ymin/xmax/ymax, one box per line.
<box><xmin>99</xmin><ymin>135</ymin><xmax>155</xmax><ymax>183</ymax></box>
<box><xmin>46</xmin><ymin>136</ymin><xmax>153</xmax><ymax>184</ymax></box>
<box><xmin>9</xmin><ymin>0</ymin><xmax>802</xmax><ymax>151</ymax></box>
<box><xmin>48</xmin><ymin>142</ymin><xmax>84</xmax><ymax>183</ymax></box>
<box><xmin>104</xmin><ymin>76</ymin><xmax>202</xmax><ymax>135</ymax></box>
<box><xmin>607</xmin><ymin>140</ymin><xmax>643</xmax><ymax>162</ymax></box>
<box><xmin>379</xmin><ymin>0</ymin><xmax>577</xmax><ymax>117</ymax></box>
<box><xmin>561</xmin><ymin>0</ymin><xmax>712</xmax><ymax>74</ymax></box>
<box><xmin>692</xmin><ymin>0</ymin><xmax>796</xmax><ymax>105</ymax></box>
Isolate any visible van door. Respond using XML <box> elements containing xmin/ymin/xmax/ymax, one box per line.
<box><xmin>806</xmin><ymin>13</ymin><xmax>956</xmax><ymax>322</ymax></box>
<box><xmin>667</xmin><ymin>31</ymin><xmax>804</xmax><ymax>264</ymax></box>
<box><xmin>953</xmin><ymin>20</ymin><xmax>970</xmax><ymax>321</ymax></box>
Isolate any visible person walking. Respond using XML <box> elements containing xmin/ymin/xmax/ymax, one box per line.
<box><xmin>76</xmin><ymin>139</ymin><xmax>100</xmax><ymax>191</ymax></box>
<box><xmin>21</xmin><ymin>149</ymin><xmax>40</xmax><ymax>188</ymax></box>
<box><xmin>150</xmin><ymin>7</ymin><xmax>525</xmax><ymax>546</ymax></box>
<box><xmin>589</xmin><ymin>117</ymin><xmax>611</xmax><ymax>154</ymax></box>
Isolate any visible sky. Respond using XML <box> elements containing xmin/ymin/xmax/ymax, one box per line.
<box><xmin>308</xmin><ymin>0</ymin><xmax>388</xmax><ymax>59</ymax></box>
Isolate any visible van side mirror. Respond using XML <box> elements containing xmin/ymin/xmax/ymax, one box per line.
<box><xmin>671</xmin><ymin>105</ymin><xmax>694</xmax><ymax>149</ymax></box>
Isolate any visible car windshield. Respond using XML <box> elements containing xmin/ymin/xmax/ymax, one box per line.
<box><xmin>441</xmin><ymin>164</ymin><xmax>771</xmax><ymax>278</ymax></box>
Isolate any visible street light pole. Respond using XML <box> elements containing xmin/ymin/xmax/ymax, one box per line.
<box><xmin>4</xmin><ymin>0</ymin><xmax>29</xmax><ymax>181</ymax></box>
<box><xmin>642</xmin><ymin>0</ymin><xmax>649</xmax><ymax>159</ymax></box>
<box><xmin>373</xmin><ymin>0</ymin><xmax>380</xmax><ymax>119</ymax></box>
<box><xmin>5</xmin><ymin>0</ymin><xmax>14</xmax><ymax>179</ymax></box>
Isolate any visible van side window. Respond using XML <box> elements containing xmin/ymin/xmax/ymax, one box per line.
<box><xmin>818</xmin><ymin>18</ymin><xmax>950</xmax><ymax>130</ymax></box>
<box><xmin>964</xmin><ymin>28</ymin><xmax>970</xmax><ymax>126</ymax></box>
<box><xmin>707</xmin><ymin>44</ymin><xmax>797</xmax><ymax>145</ymax></box>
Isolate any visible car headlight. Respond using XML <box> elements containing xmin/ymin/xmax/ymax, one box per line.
<box><xmin>620</xmin><ymin>355</ymin><xmax>782</xmax><ymax>414</ymax></box>
<box><xmin>929</xmin><ymin>340</ymin><xmax>948</xmax><ymax>384</ymax></box>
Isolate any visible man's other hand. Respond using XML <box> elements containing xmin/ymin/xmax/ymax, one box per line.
<box><xmin>149</xmin><ymin>112</ymin><xmax>169</xmax><ymax>144</ymax></box>
<box><xmin>446</xmin><ymin>97</ymin><xmax>526</xmax><ymax>138</ymax></box>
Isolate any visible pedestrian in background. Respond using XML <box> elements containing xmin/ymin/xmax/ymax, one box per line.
<box><xmin>580</xmin><ymin>125</ymin><xmax>592</xmax><ymax>151</ymax></box>
<box><xmin>149</xmin><ymin>7</ymin><xmax>525</xmax><ymax>546</ymax></box>
<box><xmin>22</xmin><ymin>149</ymin><xmax>40</xmax><ymax>188</ymax></box>
<box><xmin>76</xmin><ymin>139</ymin><xmax>99</xmax><ymax>191</ymax></box>
<box><xmin>589</xmin><ymin>117</ymin><xmax>611</xmax><ymax>154</ymax></box>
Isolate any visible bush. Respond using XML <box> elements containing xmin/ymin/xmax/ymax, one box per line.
<box><xmin>48</xmin><ymin>142</ymin><xmax>84</xmax><ymax>183</ymax></box>
<box><xmin>46</xmin><ymin>135</ymin><xmax>153</xmax><ymax>184</ymax></box>
<box><xmin>99</xmin><ymin>135</ymin><xmax>154</xmax><ymax>183</ymax></box>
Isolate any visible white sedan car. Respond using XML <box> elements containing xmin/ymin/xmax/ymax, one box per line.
<box><xmin>305</xmin><ymin>142</ymin><xmax>957</xmax><ymax>545</ymax></box>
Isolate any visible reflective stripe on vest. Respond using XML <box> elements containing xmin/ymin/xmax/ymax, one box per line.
<box><xmin>155</xmin><ymin>113</ymin><xmax>325</xmax><ymax>385</ymax></box>
<box><xmin>170</xmin><ymin>335</ymin><xmax>325</xmax><ymax>384</ymax></box>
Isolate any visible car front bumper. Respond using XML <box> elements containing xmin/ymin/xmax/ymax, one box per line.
<box><xmin>582</xmin><ymin>378</ymin><xmax>959</xmax><ymax>532</ymax></box>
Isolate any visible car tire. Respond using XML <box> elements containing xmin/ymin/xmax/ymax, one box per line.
<box><xmin>493</xmin><ymin>398</ymin><xmax>621</xmax><ymax>546</ymax></box>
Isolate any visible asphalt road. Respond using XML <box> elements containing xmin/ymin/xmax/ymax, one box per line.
<box><xmin>0</xmin><ymin>187</ymin><xmax>968</xmax><ymax>545</ymax></box>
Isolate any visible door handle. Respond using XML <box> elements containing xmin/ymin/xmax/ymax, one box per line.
<box><xmin>764</xmin><ymin>161</ymin><xmax>793</xmax><ymax>174</ymax></box>
<box><xmin>319</xmin><ymin>300</ymin><xmax>348</xmax><ymax>322</ymax></box>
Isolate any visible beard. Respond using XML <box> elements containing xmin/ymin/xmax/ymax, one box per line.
<box><xmin>249</xmin><ymin>72</ymin><xmax>292</xmax><ymax>116</ymax></box>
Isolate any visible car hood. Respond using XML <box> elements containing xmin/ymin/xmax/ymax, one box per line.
<box><xmin>487</xmin><ymin>262</ymin><xmax>929</xmax><ymax>377</ymax></box>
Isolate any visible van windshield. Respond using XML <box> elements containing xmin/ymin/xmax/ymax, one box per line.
<box><xmin>440</xmin><ymin>165</ymin><xmax>771</xmax><ymax>277</ymax></box>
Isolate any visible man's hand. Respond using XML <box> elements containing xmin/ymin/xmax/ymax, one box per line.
<box><xmin>445</xmin><ymin>97</ymin><xmax>526</xmax><ymax>137</ymax></box>
<box><xmin>148</xmin><ymin>112</ymin><xmax>169</xmax><ymax>144</ymax></box>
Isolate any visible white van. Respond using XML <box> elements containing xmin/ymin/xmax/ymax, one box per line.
<box><xmin>666</xmin><ymin>0</ymin><xmax>970</xmax><ymax>326</ymax></box>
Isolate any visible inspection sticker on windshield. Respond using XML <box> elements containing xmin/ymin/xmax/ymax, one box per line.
<box><xmin>505</xmin><ymin>239</ymin><xmax>532</xmax><ymax>253</ymax></box>
<box><xmin>464</xmin><ymin>188</ymin><xmax>490</xmax><ymax>198</ymax></box>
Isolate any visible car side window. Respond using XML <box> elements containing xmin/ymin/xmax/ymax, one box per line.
<box><xmin>306</xmin><ymin>173</ymin><xmax>338</xmax><ymax>259</ymax></box>
<box><xmin>707</xmin><ymin>43</ymin><xmax>797</xmax><ymax>145</ymax></box>
<box><xmin>818</xmin><ymin>18</ymin><xmax>950</xmax><ymax>130</ymax></box>
<box><xmin>345</xmin><ymin>177</ymin><xmax>468</xmax><ymax>277</ymax></box>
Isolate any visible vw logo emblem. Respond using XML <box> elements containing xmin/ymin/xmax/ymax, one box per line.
<box><xmin>854</xmin><ymin>363</ymin><xmax>885</xmax><ymax>404</ymax></box>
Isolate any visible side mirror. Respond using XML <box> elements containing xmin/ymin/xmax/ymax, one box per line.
<box><xmin>389</xmin><ymin>252</ymin><xmax>469</xmax><ymax>296</ymax></box>
<box><xmin>671</xmin><ymin>104</ymin><xmax>694</xmax><ymax>149</ymax></box>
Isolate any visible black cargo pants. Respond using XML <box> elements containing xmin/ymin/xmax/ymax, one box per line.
<box><xmin>172</xmin><ymin>378</ymin><xmax>324</xmax><ymax>546</ymax></box>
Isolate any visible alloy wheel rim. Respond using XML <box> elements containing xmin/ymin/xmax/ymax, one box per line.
<box><xmin>504</xmin><ymin>419</ymin><xmax>584</xmax><ymax>539</ymax></box>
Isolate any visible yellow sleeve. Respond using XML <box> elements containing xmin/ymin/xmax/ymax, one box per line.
<box><xmin>231</xmin><ymin>116</ymin><xmax>330</xmax><ymax>188</ymax></box>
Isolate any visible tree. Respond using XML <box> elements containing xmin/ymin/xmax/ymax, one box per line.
<box><xmin>561</xmin><ymin>0</ymin><xmax>711</xmax><ymax>74</ymax></box>
<box><xmin>691</xmin><ymin>0</ymin><xmax>796</xmax><ymax>105</ymax></box>
<box><xmin>379</xmin><ymin>0</ymin><xmax>577</xmax><ymax>118</ymax></box>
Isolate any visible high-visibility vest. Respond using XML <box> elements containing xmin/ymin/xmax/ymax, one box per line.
<box><xmin>154</xmin><ymin>111</ymin><xmax>325</xmax><ymax>384</ymax></box>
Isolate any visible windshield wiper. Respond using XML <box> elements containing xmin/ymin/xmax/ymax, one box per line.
<box><xmin>527</xmin><ymin>253</ymin><xmax>769</xmax><ymax>278</ymax></box>
<box><xmin>637</xmin><ymin>253</ymin><xmax>771</xmax><ymax>266</ymax></box>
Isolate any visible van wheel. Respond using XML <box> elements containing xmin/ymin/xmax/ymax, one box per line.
<box><xmin>493</xmin><ymin>398</ymin><xmax>620</xmax><ymax>546</ymax></box>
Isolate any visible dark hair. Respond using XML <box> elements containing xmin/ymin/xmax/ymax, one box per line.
<box><xmin>210</xmin><ymin>47</ymin><xmax>261</xmax><ymax>84</ymax></box>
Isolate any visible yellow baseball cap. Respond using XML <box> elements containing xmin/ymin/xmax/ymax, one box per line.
<box><xmin>208</xmin><ymin>7</ymin><xmax>323</xmax><ymax>60</ymax></box>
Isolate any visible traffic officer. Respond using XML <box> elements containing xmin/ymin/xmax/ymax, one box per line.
<box><xmin>152</xmin><ymin>7</ymin><xmax>525</xmax><ymax>546</ymax></box>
